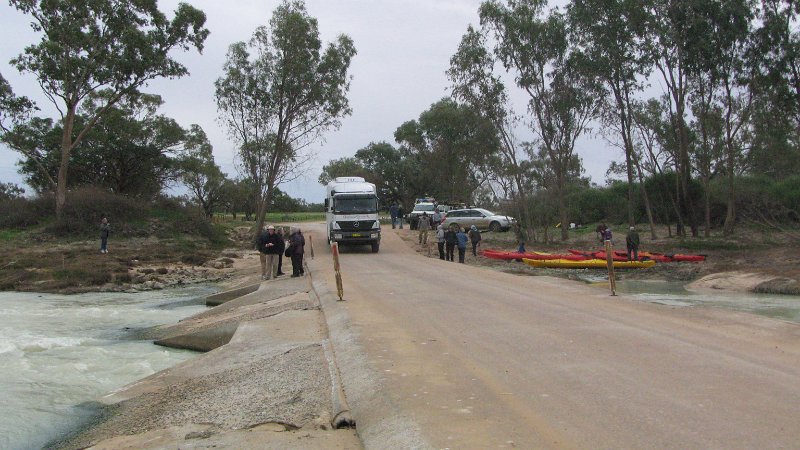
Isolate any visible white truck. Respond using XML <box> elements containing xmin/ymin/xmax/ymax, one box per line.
<box><xmin>325</xmin><ymin>177</ymin><xmax>381</xmax><ymax>252</ymax></box>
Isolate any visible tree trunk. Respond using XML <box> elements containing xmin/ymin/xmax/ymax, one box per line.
<box><xmin>704</xmin><ymin>176</ymin><xmax>711</xmax><ymax>237</ymax></box>
<box><xmin>723</xmin><ymin>152</ymin><xmax>736</xmax><ymax>235</ymax></box>
<box><xmin>634</xmin><ymin>159</ymin><xmax>657</xmax><ymax>239</ymax></box>
<box><xmin>56</xmin><ymin>108</ymin><xmax>77</xmax><ymax>220</ymax></box>
<box><xmin>558</xmin><ymin>175</ymin><xmax>568</xmax><ymax>241</ymax></box>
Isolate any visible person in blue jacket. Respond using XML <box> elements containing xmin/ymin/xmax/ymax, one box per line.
<box><xmin>456</xmin><ymin>227</ymin><xmax>469</xmax><ymax>263</ymax></box>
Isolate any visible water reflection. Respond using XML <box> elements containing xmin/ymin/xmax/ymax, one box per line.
<box><xmin>595</xmin><ymin>279</ymin><xmax>800</xmax><ymax>323</ymax></box>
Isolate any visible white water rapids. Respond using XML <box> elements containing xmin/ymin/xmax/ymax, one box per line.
<box><xmin>0</xmin><ymin>287</ymin><xmax>213</xmax><ymax>450</ymax></box>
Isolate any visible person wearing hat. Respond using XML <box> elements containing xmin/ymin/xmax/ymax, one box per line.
<box><xmin>468</xmin><ymin>224</ymin><xmax>482</xmax><ymax>257</ymax></box>
<box><xmin>256</xmin><ymin>225</ymin><xmax>282</xmax><ymax>280</ymax></box>
<box><xmin>626</xmin><ymin>225</ymin><xmax>640</xmax><ymax>261</ymax></box>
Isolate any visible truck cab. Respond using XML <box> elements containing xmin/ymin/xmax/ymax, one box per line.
<box><xmin>325</xmin><ymin>177</ymin><xmax>381</xmax><ymax>252</ymax></box>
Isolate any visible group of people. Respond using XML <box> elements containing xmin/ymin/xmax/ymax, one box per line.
<box><xmin>388</xmin><ymin>203</ymin><xmax>404</xmax><ymax>229</ymax></box>
<box><xmin>596</xmin><ymin>223</ymin><xmax>641</xmax><ymax>261</ymax></box>
<box><xmin>430</xmin><ymin>222</ymin><xmax>482</xmax><ymax>263</ymax></box>
<box><xmin>256</xmin><ymin>225</ymin><xmax>306</xmax><ymax>280</ymax></box>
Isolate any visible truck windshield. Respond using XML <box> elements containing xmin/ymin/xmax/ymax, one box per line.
<box><xmin>334</xmin><ymin>196</ymin><xmax>378</xmax><ymax>214</ymax></box>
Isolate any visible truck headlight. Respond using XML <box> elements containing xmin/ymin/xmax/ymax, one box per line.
<box><xmin>334</xmin><ymin>233</ymin><xmax>343</xmax><ymax>240</ymax></box>
<box><xmin>370</xmin><ymin>233</ymin><xmax>379</xmax><ymax>238</ymax></box>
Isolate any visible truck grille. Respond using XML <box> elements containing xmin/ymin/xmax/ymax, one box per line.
<box><xmin>337</xmin><ymin>220</ymin><xmax>373</xmax><ymax>231</ymax></box>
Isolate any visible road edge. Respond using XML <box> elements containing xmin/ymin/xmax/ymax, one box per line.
<box><xmin>308</xmin><ymin>259</ymin><xmax>432</xmax><ymax>450</ymax></box>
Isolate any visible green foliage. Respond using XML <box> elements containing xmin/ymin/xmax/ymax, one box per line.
<box><xmin>395</xmin><ymin>98</ymin><xmax>500</xmax><ymax>204</ymax></box>
<box><xmin>215</xmin><ymin>0</ymin><xmax>356</xmax><ymax>232</ymax></box>
<box><xmin>8</xmin><ymin>0</ymin><xmax>209</xmax><ymax>217</ymax></box>
<box><xmin>0</xmin><ymin>182</ymin><xmax>25</xmax><ymax>201</ymax></box>
<box><xmin>9</xmin><ymin>93</ymin><xmax>201</xmax><ymax>198</ymax></box>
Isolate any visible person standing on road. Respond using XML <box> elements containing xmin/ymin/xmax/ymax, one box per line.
<box><xmin>456</xmin><ymin>227</ymin><xmax>469</xmax><ymax>263</ymax></box>
<box><xmin>432</xmin><ymin>208</ymin><xmax>442</xmax><ymax>228</ymax></box>
<box><xmin>444</xmin><ymin>225</ymin><xmax>458</xmax><ymax>262</ymax></box>
<box><xmin>257</xmin><ymin>225</ymin><xmax>282</xmax><ymax>280</ymax></box>
<box><xmin>275</xmin><ymin>226</ymin><xmax>286</xmax><ymax>276</ymax></box>
<box><xmin>468</xmin><ymin>225</ymin><xmax>482</xmax><ymax>257</ymax></box>
<box><xmin>289</xmin><ymin>227</ymin><xmax>306</xmax><ymax>277</ymax></box>
<box><xmin>418</xmin><ymin>212</ymin><xmax>432</xmax><ymax>245</ymax></box>
<box><xmin>99</xmin><ymin>217</ymin><xmax>110</xmax><ymax>254</ymax></box>
<box><xmin>626</xmin><ymin>226</ymin><xmax>640</xmax><ymax>261</ymax></box>
<box><xmin>397</xmin><ymin>205</ymin><xmax>404</xmax><ymax>229</ymax></box>
<box><xmin>436</xmin><ymin>224</ymin><xmax>446</xmax><ymax>260</ymax></box>
<box><xmin>389</xmin><ymin>203</ymin><xmax>399</xmax><ymax>229</ymax></box>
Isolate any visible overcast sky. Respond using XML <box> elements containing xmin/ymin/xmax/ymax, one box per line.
<box><xmin>0</xmin><ymin>0</ymin><xmax>615</xmax><ymax>203</ymax></box>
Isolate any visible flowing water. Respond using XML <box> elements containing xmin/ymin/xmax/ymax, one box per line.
<box><xmin>0</xmin><ymin>287</ymin><xmax>213</xmax><ymax>450</ymax></box>
<box><xmin>588</xmin><ymin>278</ymin><xmax>800</xmax><ymax>323</ymax></box>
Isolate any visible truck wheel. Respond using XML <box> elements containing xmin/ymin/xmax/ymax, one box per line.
<box><xmin>371</xmin><ymin>242</ymin><xmax>380</xmax><ymax>253</ymax></box>
<box><xmin>490</xmin><ymin>221</ymin><xmax>502</xmax><ymax>232</ymax></box>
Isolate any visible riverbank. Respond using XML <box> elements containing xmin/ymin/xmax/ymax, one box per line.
<box><xmin>395</xmin><ymin>224</ymin><xmax>800</xmax><ymax>296</ymax></box>
<box><xmin>48</xmin><ymin>245</ymin><xmax>361</xmax><ymax>449</ymax></box>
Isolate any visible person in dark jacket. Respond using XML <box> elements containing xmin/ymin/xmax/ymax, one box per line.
<box><xmin>626</xmin><ymin>226</ymin><xmax>640</xmax><ymax>261</ymax></box>
<box><xmin>257</xmin><ymin>225</ymin><xmax>282</xmax><ymax>280</ymax></box>
<box><xmin>389</xmin><ymin>203</ymin><xmax>399</xmax><ymax>229</ymax></box>
<box><xmin>444</xmin><ymin>225</ymin><xmax>458</xmax><ymax>262</ymax></box>
<box><xmin>468</xmin><ymin>225</ymin><xmax>482</xmax><ymax>257</ymax></box>
<box><xmin>456</xmin><ymin>227</ymin><xmax>469</xmax><ymax>263</ymax></box>
<box><xmin>397</xmin><ymin>205</ymin><xmax>404</xmax><ymax>229</ymax></box>
<box><xmin>99</xmin><ymin>217</ymin><xmax>110</xmax><ymax>254</ymax></box>
<box><xmin>289</xmin><ymin>227</ymin><xmax>306</xmax><ymax>277</ymax></box>
<box><xmin>275</xmin><ymin>227</ymin><xmax>286</xmax><ymax>276</ymax></box>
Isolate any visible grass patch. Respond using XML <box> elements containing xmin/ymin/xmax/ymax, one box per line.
<box><xmin>0</xmin><ymin>230</ymin><xmax>22</xmax><ymax>241</ymax></box>
<box><xmin>51</xmin><ymin>268</ymin><xmax>113</xmax><ymax>286</ymax></box>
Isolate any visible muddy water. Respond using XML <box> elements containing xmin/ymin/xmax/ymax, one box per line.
<box><xmin>589</xmin><ymin>278</ymin><xmax>800</xmax><ymax>323</ymax></box>
<box><xmin>0</xmin><ymin>287</ymin><xmax>213</xmax><ymax>450</ymax></box>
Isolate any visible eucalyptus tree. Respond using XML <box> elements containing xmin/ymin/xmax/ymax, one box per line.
<box><xmin>750</xmin><ymin>0</ymin><xmax>800</xmax><ymax>127</ymax></box>
<box><xmin>480</xmin><ymin>0</ymin><xmax>599</xmax><ymax>240</ymax></box>
<box><xmin>319</xmin><ymin>157</ymin><xmax>368</xmax><ymax>186</ymax></box>
<box><xmin>8</xmin><ymin>92</ymin><xmax>192</xmax><ymax>198</ymax></box>
<box><xmin>642</xmin><ymin>0</ymin><xmax>699</xmax><ymax>236</ymax></box>
<box><xmin>178</xmin><ymin>125</ymin><xmax>228</xmax><ymax>218</ymax></box>
<box><xmin>569</xmin><ymin>0</ymin><xmax>655</xmax><ymax>234</ymax></box>
<box><xmin>0</xmin><ymin>73</ymin><xmax>34</xmax><ymax>135</ymax></box>
<box><xmin>448</xmin><ymin>25</ymin><xmax>537</xmax><ymax>243</ymax></box>
<box><xmin>683</xmin><ymin>0</ymin><xmax>755</xmax><ymax>235</ymax></box>
<box><xmin>8</xmin><ymin>0</ymin><xmax>209</xmax><ymax>219</ymax></box>
<box><xmin>394</xmin><ymin>98</ymin><xmax>499</xmax><ymax>205</ymax></box>
<box><xmin>215</xmin><ymin>0</ymin><xmax>356</xmax><ymax>233</ymax></box>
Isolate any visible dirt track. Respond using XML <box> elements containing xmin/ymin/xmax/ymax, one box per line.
<box><xmin>309</xmin><ymin>223</ymin><xmax>800</xmax><ymax>449</ymax></box>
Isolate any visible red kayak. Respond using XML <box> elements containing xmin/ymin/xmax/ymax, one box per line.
<box><xmin>569</xmin><ymin>249</ymin><xmax>706</xmax><ymax>262</ymax></box>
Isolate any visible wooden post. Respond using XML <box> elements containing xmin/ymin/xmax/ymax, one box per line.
<box><xmin>309</xmin><ymin>234</ymin><xmax>315</xmax><ymax>260</ymax></box>
<box><xmin>332</xmin><ymin>242</ymin><xmax>344</xmax><ymax>301</ymax></box>
<box><xmin>605</xmin><ymin>239</ymin><xmax>617</xmax><ymax>296</ymax></box>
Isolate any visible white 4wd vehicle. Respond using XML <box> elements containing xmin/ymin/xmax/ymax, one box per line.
<box><xmin>407</xmin><ymin>202</ymin><xmax>437</xmax><ymax>230</ymax></box>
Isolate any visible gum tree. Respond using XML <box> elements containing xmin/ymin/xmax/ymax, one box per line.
<box><xmin>215</xmin><ymin>0</ymin><xmax>356</xmax><ymax>234</ymax></box>
<box><xmin>9</xmin><ymin>0</ymin><xmax>209</xmax><ymax>218</ymax></box>
<box><xmin>480</xmin><ymin>0</ymin><xmax>599</xmax><ymax>240</ymax></box>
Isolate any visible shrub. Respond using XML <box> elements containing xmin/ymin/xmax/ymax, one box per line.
<box><xmin>0</xmin><ymin>195</ymin><xmax>52</xmax><ymax>228</ymax></box>
<box><xmin>46</xmin><ymin>187</ymin><xmax>147</xmax><ymax>235</ymax></box>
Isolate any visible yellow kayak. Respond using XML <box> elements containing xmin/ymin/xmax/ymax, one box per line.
<box><xmin>522</xmin><ymin>258</ymin><xmax>656</xmax><ymax>269</ymax></box>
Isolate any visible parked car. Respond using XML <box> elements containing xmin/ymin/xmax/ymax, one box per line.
<box><xmin>406</xmin><ymin>202</ymin><xmax>437</xmax><ymax>230</ymax></box>
<box><xmin>440</xmin><ymin>208</ymin><xmax>515</xmax><ymax>232</ymax></box>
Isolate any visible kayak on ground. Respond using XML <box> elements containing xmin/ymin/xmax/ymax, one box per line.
<box><xmin>523</xmin><ymin>258</ymin><xmax>657</xmax><ymax>269</ymax></box>
<box><xmin>568</xmin><ymin>249</ymin><xmax>706</xmax><ymax>263</ymax></box>
<box><xmin>482</xmin><ymin>249</ymin><xmax>589</xmax><ymax>261</ymax></box>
